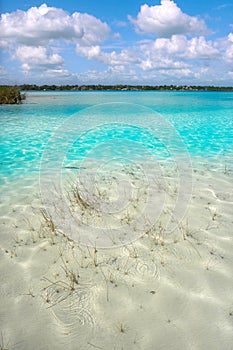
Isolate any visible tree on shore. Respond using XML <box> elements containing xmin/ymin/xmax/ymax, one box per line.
<box><xmin>0</xmin><ymin>86</ymin><xmax>26</xmax><ymax>104</ymax></box>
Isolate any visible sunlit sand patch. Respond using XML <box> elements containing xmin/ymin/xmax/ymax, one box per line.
<box><xmin>0</xmin><ymin>158</ymin><xmax>233</xmax><ymax>349</ymax></box>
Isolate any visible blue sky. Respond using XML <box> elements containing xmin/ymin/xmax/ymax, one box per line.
<box><xmin>0</xmin><ymin>0</ymin><xmax>233</xmax><ymax>85</ymax></box>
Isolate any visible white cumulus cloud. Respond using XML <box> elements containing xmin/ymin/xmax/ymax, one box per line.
<box><xmin>0</xmin><ymin>3</ymin><xmax>110</xmax><ymax>47</ymax></box>
<box><xmin>15</xmin><ymin>46</ymin><xmax>64</xmax><ymax>72</ymax></box>
<box><xmin>76</xmin><ymin>45</ymin><xmax>140</xmax><ymax>66</ymax></box>
<box><xmin>0</xmin><ymin>3</ymin><xmax>110</xmax><ymax>74</ymax></box>
<box><xmin>139</xmin><ymin>57</ymin><xmax>190</xmax><ymax>71</ymax></box>
<box><xmin>76</xmin><ymin>45</ymin><xmax>102</xmax><ymax>60</ymax></box>
<box><xmin>217</xmin><ymin>33</ymin><xmax>233</xmax><ymax>63</ymax></box>
<box><xmin>129</xmin><ymin>0</ymin><xmax>209</xmax><ymax>37</ymax></box>
<box><xmin>147</xmin><ymin>35</ymin><xmax>219</xmax><ymax>59</ymax></box>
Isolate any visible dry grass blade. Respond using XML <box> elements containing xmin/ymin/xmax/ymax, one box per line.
<box><xmin>68</xmin><ymin>180</ymin><xmax>93</xmax><ymax>211</ymax></box>
<box><xmin>0</xmin><ymin>332</ymin><xmax>9</xmax><ymax>350</ymax></box>
<box><xmin>40</xmin><ymin>208</ymin><xmax>56</xmax><ymax>234</ymax></box>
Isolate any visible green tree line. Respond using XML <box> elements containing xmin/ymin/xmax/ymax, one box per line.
<box><xmin>18</xmin><ymin>84</ymin><xmax>233</xmax><ymax>91</ymax></box>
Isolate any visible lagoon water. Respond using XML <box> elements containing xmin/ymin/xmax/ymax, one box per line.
<box><xmin>1</xmin><ymin>91</ymin><xmax>233</xmax><ymax>183</ymax></box>
<box><xmin>0</xmin><ymin>91</ymin><xmax>233</xmax><ymax>350</ymax></box>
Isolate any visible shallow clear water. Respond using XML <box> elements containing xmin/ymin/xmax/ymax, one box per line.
<box><xmin>1</xmin><ymin>92</ymin><xmax>233</xmax><ymax>350</ymax></box>
<box><xmin>0</xmin><ymin>91</ymin><xmax>232</xmax><ymax>185</ymax></box>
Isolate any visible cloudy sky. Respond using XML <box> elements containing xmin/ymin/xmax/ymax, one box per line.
<box><xmin>0</xmin><ymin>0</ymin><xmax>233</xmax><ymax>85</ymax></box>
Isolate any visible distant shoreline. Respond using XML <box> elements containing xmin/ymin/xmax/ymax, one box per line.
<box><xmin>1</xmin><ymin>84</ymin><xmax>233</xmax><ymax>92</ymax></box>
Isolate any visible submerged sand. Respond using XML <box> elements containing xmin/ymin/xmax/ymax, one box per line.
<box><xmin>0</xmin><ymin>158</ymin><xmax>233</xmax><ymax>350</ymax></box>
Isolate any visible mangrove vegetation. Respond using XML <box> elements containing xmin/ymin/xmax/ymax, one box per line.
<box><xmin>0</xmin><ymin>86</ymin><xmax>26</xmax><ymax>104</ymax></box>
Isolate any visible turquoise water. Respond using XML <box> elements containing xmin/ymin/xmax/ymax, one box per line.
<box><xmin>0</xmin><ymin>91</ymin><xmax>233</xmax><ymax>184</ymax></box>
<box><xmin>1</xmin><ymin>91</ymin><xmax>233</xmax><ymax>350</ymax></box>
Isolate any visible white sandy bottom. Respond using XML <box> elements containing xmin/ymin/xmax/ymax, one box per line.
<box><xmin>0</xmin><ymin>159</ymin><xmax>233</xmax><ymax>350</ymax></box>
